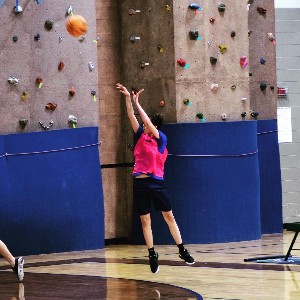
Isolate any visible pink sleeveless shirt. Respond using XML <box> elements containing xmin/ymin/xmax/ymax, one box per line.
<box><xmin>133</xmin><ymin>132</ymin><xmax>168</xmax><ymax>179</ymax></box>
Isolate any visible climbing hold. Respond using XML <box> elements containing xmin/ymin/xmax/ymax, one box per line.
<box><xmin>260</xmin><ymin>82</ymin><xmax>267</xmax><ymax>91</ymax></box>
<box><xmin>19</xmin><ymin>119</ymin><xmax>28</xmax><ymax>129</ymax></box>
<box><xmin>183</xmin><ymin>99</ymin><xmax>192</xmax><ymax>106</ymax></box>
<box><xmin>13</xmin><ymin>6</ymin><xmax>23</xmax><ymax>13</ymax></box>
<box><xmin>218</xmin><ymin>44</ymin><xmax>227</xmax><ymax>54</ymax></box>
<box><xmin>248</xmin><ymin>30</ymin><xmax>252</xmax><ymax>36</ymax></box>
<box><xmin>221</xmin><ymin>113</ymin><xmax>227</xmax><ymax>121</ymax></box>
<box><xmin>59</xmin><ymin>36</ymin><xmax>63</xmax><ymax>42</ymax></box>
<box><xmin>79</xmin><ymin>36</ymin><xmax>85</xmax><ymax>42</ymax></box>
<box><xmin>230</xmin><ymin>31</ymin><xmax>236</xmax><ymax>38</ymax></box>
<box><xmin>189</xmin><ymin>30</ymin><xmax>199</xmax><ymax>40</ymax></box>
<box><xmin>257</xmin><ymin>6</ymin><xmax>267</xmax><ymax>14</ymax></box>
<box><xmin>7</xmin><ymin>76</ymin><xmax>19</xmax><ymax>85</ymax></box>
<box><xmin>218</xmin><ymin>3</ymin><xmax>226</xmax><ymax>12</ymax></box>
<box><xmin>189</xmin><ymin>3</ymin><xmax>201</xmax><ymax>10</ymax></box>
<box><xmin>165</xmin><ymin>5</ymin><xmax>171</xmax><ymax>11</ymax></box>
<box><xmin>21</xmin><ymin>91</ymin><xmax>28</xmax><ymax>100</ymax></box>
<box><xmin>157</xmin><ymin>45</ymin><xmax>164</xmax><ymax>53</ymax></box>
<box><xmin>270</xmin><ymin>86</ymin><xmax>275</xmax><ymax>90</ymax></box>
<box><xmin>58</xmin><ymin>61</ymin><xmax>65</xmax><ymax>71</ymax></box>
<box><xmin>196</xmin><ymin>113</ymin><xmax>204</xmax><ymax>120</ymax></box>
<box><xmin>211</xmin><ymin>83</ymin><xmax>219</xmax><ymax>91</ymax></box>
<box><xmin>39</xmin><ymin>121</ymin><xmax>54</xmax><ymax>130</ymax></box>
<box><xmin>36</xmin><ymin>78</ymin><xmax>43</xmax><ymax>88</ymax></box>
<box><xmin>241</xmin><ymin>97</ymin><xmax>247</xmax><ymax>103</ymax></box>
<box><xmin>210</xmin><ymin>18</ymin><xmax>215</xmax><ymax>23</ymax></box>
<box><xmin>12</xmin><ymin>35</ymin><xmax>18</xmax><ymax>42</ymax></box>
<box><xmin>267</xmin><ymin>32</ymin><xmax>276</xmax><ymax>44</ymax></box>
<box><xmin>230</xmin><ymin>85</ymin><xmax>236</xmax><ymax>91</ymax></box>
<box><xmin>260</xmin><ymin>58</ymin><xmax>266</xmax><ymax>65</ymax></box>
<box><xmin>130</xmin><ymin>36</ymin><xmax>140</xmax><ymax>42</ymax></box>
<box><xmin>93</xmin><ymin>36</ymin><xmax>100</xmax><ymax>43</ymax></box>
<box><xmin>177</xmin><ymin>58</ymin><xmax>187</xmax><ymax>67</ymax></box>
<box><xmin>44</xmin><ymin>20</ymin><xmax>54</xmax><ymax>30</ymax></box>
<box><xmin>88</xmin><ymin>62</ymin><xmax>94</xmax><ymax>72</ymax></box>
<box><xmin>210</xmin><ymin>56</ymin><xmax>218</xmax><ymax>65</ymax></box>
<box><xmin>128</xmin><ymin>9</ymin><xmax>141</xmax><ymax>15</ymax></box>
<box><xmin>128</xmin><ymin>144</ymin><xmax>134</xmax><ymax>151</ymax></box>
<box><xmin>160</xmin><ymin>100</ymin><xmax>165</xmax><ymax>107</ymax></box>
<box><xmin>177</xmin><ymin>58</ymin><xmax>190</xmax><ymax>68</ymax></box>
<box><xmin>69</xmin><ymin>87</ymin><xmax>76</xmax><ymax>96</ymax></box>
<box><xmin>241</xmin><ymin>112</ymin><xmax>247</xmax><ymax>118</ymax></box>
<box><xmin>140</xmin><ymin>61</ymin><xmax>150</xmax><ymax>69</ymax></box>
<box><xmin>68</xmin><ymin>115</ymin><xmax>78</xmax><ymax>128</ymax></box>
<box><xmin>91</xmin><ymin>90</ymin><xmax>97</xmax><ymax>101</ymax></box>
<box><xmin>67</xmin><ymin>5</ymin><xmax>73</xmax><ymax>16</ymax></box>
<box><xmin>34</xmin><ymin>33</ymin><xmax>40</xmax><ymax>41</ymax></box>
<box><xmin>250</xmin><ymin>111</ymin><xmax>259</xmax><ymax>119</ymax></box>
<box><xmin>240</xmin><ymin>56</ymin><xmax>248</xmax><ymax>68</ymax></box>
<box><xmin>45</xmin><ymin>103</ymin><xmax>57</xmax><ymax>110</ymax></box>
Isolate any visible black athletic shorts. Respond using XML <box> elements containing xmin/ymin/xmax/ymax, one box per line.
<box><xmin>133</xmin><ymin>177</ymin><xmax>172</xmax><ymax>216</ymax></box>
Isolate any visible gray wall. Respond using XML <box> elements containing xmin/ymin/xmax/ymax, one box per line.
<box><xmin>276</xmin><ymin>8</ymin><xmax>300</xmax><ymax>221</ymax></box>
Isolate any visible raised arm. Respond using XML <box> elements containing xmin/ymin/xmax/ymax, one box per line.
<box><xmin>132</xmin><ymin>90</ymin><xmax>160</xmax><ymax>139</ymax></box>
<box><xmin>116</xmin><ymin>83</ymin><xmax>139</xmax><ymax>133</ymax></box>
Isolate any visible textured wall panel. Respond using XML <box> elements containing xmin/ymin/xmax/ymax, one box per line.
<box><xmin>0</xmin><ymin>0</ymin><xmax>99</xmax><ymax>134</ymax></box>
<box><xmin>174</xmin><ymin>0</ymin><xmax>250</xmax><ymax>122</ymax></box>
<box><xmin>249</xmin><ymin>0</ymin><xmax>277</xmax><ymax>120</ymax></box>
<box><xmin>97</xmin><ymin>0</ymin><xmax>131</xmax><ymax>239</ymax></box>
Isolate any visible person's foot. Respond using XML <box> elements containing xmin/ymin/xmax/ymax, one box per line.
<box><xmin>179</xmin><ymin>249</ymin><xmax>195</xmax><ymax>265</ymax></box>
<box><xmin>12</xmin><ymin>257</ymin><xmax>24</xmax><ymax>282</ymax></box>
<box><xmin>149</xmin><ymin>251</ymin><xmax>159</xmax><ymax>273</ymax></box>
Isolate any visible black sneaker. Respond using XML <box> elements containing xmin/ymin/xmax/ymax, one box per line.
<box><xmin>12</xmin><ymin>257</ymin><xmax>24</xmax><ymax>282</ymax></box>
<box><xmin>149</xmin><ymin>252</ymin><xmax>159</xmax><ymax>273</ymax></box>
<box><xmin>179</xmin><ymin>249</ymin><xmax>195</xmax><ymax>265</ymax></box>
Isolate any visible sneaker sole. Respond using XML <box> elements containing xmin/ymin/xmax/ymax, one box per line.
<box><xmin>17</xmin><ymin>258</ymin><xmax>24</xmax><ymax>282</ymax></box>
<box><xmin>179</xmin><ymin>254</ymin><xmax>195</xmax><ymax>265</ymax></box>
<box><xmin>153</xmin><ymin>266</ymin><xmax>160</xmax><ymax>273</ymax></box>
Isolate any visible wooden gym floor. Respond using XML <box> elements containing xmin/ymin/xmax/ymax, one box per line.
<box><xmin>0</xmin><ymin>231</ymin><xmax>299</xmax><ymax>300</ymax></box>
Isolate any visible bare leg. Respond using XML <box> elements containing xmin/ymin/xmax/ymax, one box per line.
<box><xmin>140</xmin><ymin>214</ymin><xmax>154</xmax><ymax>248</ymax></box>
<box><xmin>162</xmin><ymin>210</ymin><xmax>182</xmax><ymax>245</ymax></box>
<box><xmin>0</xmin><ymin>240</ymin><xmax>15</xmax><ymax>266</ymax></box>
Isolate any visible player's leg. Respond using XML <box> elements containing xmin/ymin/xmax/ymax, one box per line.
<box><xmin>0</xmin><ymin>240</ymin><xmax>15</xmax><ymax>265</ymax></box>
<box><xmin>0</xmin><ymin>240</ymin><xmax>24</xmax><ymax>281</ymax></box>
<box><xmin>140</xmin><ymin>213</ymin><xmax>159</xmax><ymax>273</ymax></box>
<box><xmin>161</xmin><ymin>210</ymin><xmax>182</xmax><ymax>245</ymax></box>
<box><xmin>134</xmin><ymin>178</ymin><xmax>159</xmax><ymax>273</ymax></box>
<box><xmin>151</xmin><ymin>179</ymin><xmax>196</xmax><ymax>266</ymax></box>
<box><xmin>161</xmin><ymin>211</ymin><xmax>195</xmax><ymax>265</ymax></box>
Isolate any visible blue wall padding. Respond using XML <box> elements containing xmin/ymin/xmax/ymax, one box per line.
<box><xmin>0</xmin><ymin>127</ymin><xmax>104</xmax><ymax>255</ymax></box>
<box><xmin>132</xmin><ymin>121</ymin><xmax>262</xmax><ymax>244</ymax></box>
<box><xmin>257</xmin><ymin>120</ymin><xmax>282</xmax><ymax>234</ymax></box>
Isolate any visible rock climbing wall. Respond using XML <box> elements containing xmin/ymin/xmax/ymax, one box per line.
<box><xmin>119</xmin><ymin>0</ymin><xmax>277</xmax><ymax>123</ymax></box>
<box><xmin>119</xmin><ymin>0</ymin><xmax>177</xmax><ymax>123</ymax></box>
<box><xmin>174</xmin><ymin>0</ymin><xmax>251</xmax><ymax>122</ymax></box>
<box><xmin>0</xmin><ymin>0</ymin><xmax>99</xmax><ymax>134</ymax></box>
<box><xmin>249</xmin><ymin>0</ymin><xmax>277</xmax><ymax>119</ymax></box>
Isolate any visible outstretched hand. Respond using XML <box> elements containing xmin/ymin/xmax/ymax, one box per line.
<box><xmin>132</xmin><ymin>88</ymin><xmax>144</xmax><ymax>105</ymax></box>
<box><xmin>116</xmin><ymin>83</ymin><xmax>131</xmax><ymax>97</ymax></box>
